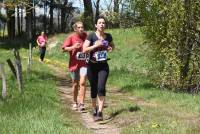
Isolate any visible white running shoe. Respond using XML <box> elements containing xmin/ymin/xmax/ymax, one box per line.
<box><xmin>72</xmin><ymin>102</ymin><xmax>78</xmax><ymax>110</ymax></box>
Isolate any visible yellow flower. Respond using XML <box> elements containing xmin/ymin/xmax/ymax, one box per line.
<box><xmin>151</xmin><ymin>123</ymin><xmax>160</xmax><ymax>128</ymax></box>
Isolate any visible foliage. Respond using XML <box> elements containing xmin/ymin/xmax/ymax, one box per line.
<box><xmin>101</xmin><ymin>11</ymin><xmax>119</xmax><ymax>28</ymax></box>
<box><xmin>0</xmin><ymin>12</ymin><xmax>7</xmax><ymax>22</ymax></box>
<box><xmin>82</xmin><ymin>0</ymin><xmax>93</xmax><ymax>30</ymax></box>
<box><xmin>1</xmin><ymin>0</ymin><xmax>76</xmax><ymax>38</ymax></box>
<box><xmin>43</xmin><ymin>30</ymin><xmax>200</xmax><ymax>133</ymax></box>
<box><xmin>100</xmin><ymin>0</ymin><xmax>141</xmax><ymax>28</ymax></box>
<box><xmin>81</xmin><ymin>15</ymin><xmax>94</xmax><ymax>30</ymax></box>
<box><xmin>119</xmin><ymin>0</ymin><xmax>141</xmax><ymax>28</ymax></box>
<box><xmin>104</xmin><ymin>28</ymin><xmax>200</xmax><ymax>133</ymax></box>
<box><xmin>135</xmin><ymin>0</ymin><xmax>200</xmax><ymax>92</ymax></box>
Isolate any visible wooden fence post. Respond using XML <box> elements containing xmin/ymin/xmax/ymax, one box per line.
<box><xmin>13</xmin><ymin>49</ymin><xmax>23</xmax><ymax>93</ymax></box>
<box><xmin>0</xmin><ymin>63</ymin><xmax>7</xmax><ymax>99</ymax></box>
<box><xmin>26</xmin><ymin>43</ymin><xmax>32</xmax><ymax>79</ymax></box>
<box><xmin>26</xmin><ymin>57</ymin><xmax>30</xmax><ymax>80</ymax></box>
<box><xmin>29</xmin><ymin>43</ymin><xmax>32</xmax><ymax>65</ymax></box>
<box><xmin>6</xmin><ymin>59</ymin><xmax>17</xmax><ymax>78</ymax></box>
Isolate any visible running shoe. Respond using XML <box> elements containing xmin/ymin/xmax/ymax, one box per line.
<box><xmin>94</xmin><ymin>112</ymin><xmax>103</xmax><ymax>122</ymax></box>
<box><xmin>92</xmin><ymin>107</ymin><xmax>98</xmax><ymax>120</ymax></box>
<box><xmin>79</xmin><ymin>103</ymin><xmax>85</xmax><ymax>111</ymax></box>
<box><xmin>72</xmin><ymin>102</ymin><xmax>78</xmax><ymax>110</ymax></box>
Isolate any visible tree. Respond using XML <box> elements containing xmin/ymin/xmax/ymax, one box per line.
<box><xmin>113</xmin><ymin>0</ymin><xmax>119</xmax><ymax>13</ymax></box>
<box><xmin>94</xmin><ymin>0</ymin><xmax>100</xmax><ymax>22</ymax></box>
<box><xmin>17</xmin><ymin>5</ymin><xmax>21</xmax><ymax>35</ymax></box>
<box><xmin>49</xmin><ymin>0</ymin><xmax>54</xmax><ymax>33</ymax></box>
<box><xmin>135</xmin><ymin>0</ymin><xmax>200</xmax><ymax>92</ymax></box>
<box><xmin>113</xmin><ymin>0</ymin><xmax>119</xmax><ymax>27</ymax></box>
<box><xmin>5</xmin><ymin>0</ymin><xmax>15</xmax><ymax>39</ymax></box>
<box><xmin>20</xmin><ymin>4</ymin><xmax>23</xmax><ymax>35</ymax></box>
<box><xmin>102</xmin><ymin>0</ymin><xmax>113</xmax><ymax>11</ymax></box>
<box><xmin>60</xmin><ymin>0</ymin><xmax>68</xmax><ymax>32</ymax></box>
<box><xmin>83</xmin><ymin>0</ymin><xmax>93</xmax><ymax>30</ymax></box>
<box><xmin>43</xmin><ymin>0</ymin><xmax>47</xmax><ymax>33</ymax></box>
<box><xmin>0</xmin><ymin>12</ymin><xmax>7</xmax><ymax>37</ymax></box>
<box><xmin>26</xmin><ymin>0</ymin><xmax>33</xmax><ymax>40</ymax></box>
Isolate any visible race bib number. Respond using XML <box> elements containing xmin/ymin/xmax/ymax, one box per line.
<box><xmin>94</xmin><ymin>51</ymin><xmax>107</xmax><ymax>61</ymax></box>
<box><xmin>76</xmin><ymin>52</ymin><xmax>89</xmax><ymax>60</ymax></box>
<box><xmin>76</xmin><ymin>52</ymin><xmax>86</xmax><ymax>60</ymax></box>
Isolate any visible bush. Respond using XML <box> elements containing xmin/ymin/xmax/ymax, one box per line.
<box><xmin>135</xmin><ymin>0</ymin><xmax>200</xmax><ymax>92</ymax></box>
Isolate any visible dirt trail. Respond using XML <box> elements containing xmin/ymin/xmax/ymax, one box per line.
<box><xmin>51</xmin><ymin>65</ymin><xmax>121</xmax><ymax>134</ymax></box>
<box><xmin>47</xmin><ymin>62</ymin><xmax>200</xmax><ymax>134</ymax></box>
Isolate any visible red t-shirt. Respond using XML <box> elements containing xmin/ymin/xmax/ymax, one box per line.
<box><xmin>37</xmin><ymin>35</ymin><xmax>47</xmax><ymax>47</ymax></box>
<box><xmin>62</xmin><ymin>32</ymin><xmax>87</xmax><ymax>71</ymax></box>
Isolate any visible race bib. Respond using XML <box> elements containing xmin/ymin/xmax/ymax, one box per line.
<box><xmin>76</xmin><ymin>52</ymin><xmax>86</xmax><ymax>60</ymax></box>
<box><xmin>94</xmin><ymin>51</ymin><xmax>107</xmax><ymax>61</ymax></box>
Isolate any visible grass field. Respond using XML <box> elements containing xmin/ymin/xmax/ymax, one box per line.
<box><xmin>0</xmin><ymin>48</ymin><xmax>90</xmax><ymax>133</ymax></box>
<box><xmin>43</xmin><ymin>28</ymin><xmax>200</xmax><ymax>133</ymax></box>
<box><xmin>1</xmin><ymin>28</ymin><xmax>200</xmax><ymax>133</ymax></box>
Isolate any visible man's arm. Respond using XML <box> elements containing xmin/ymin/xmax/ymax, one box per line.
<box><xmin>62</xmin><ymin>36</ymin><xmax>80</xmax><ymax>52</ymax></box>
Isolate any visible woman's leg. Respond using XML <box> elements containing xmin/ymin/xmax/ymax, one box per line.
<box><xmin>39</xmin><ymin>47</ymin><xmax>46</xmax><ymax>61</ymax></box>
<box><xmin>87</xmin><ymin>65</ymin><xmax>98</xmax><ymax>110</ymax></box>
<box><xmin>97</xmin><ymin>64</ymin><xmax>109</xmax><ymax>113</ymax></box>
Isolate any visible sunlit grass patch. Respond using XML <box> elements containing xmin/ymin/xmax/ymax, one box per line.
<box><xmin>106</xmin><ymin>101</ymin><xmax>140</xmax><ymax>119</ymax></box>
<box><xmin>1</xmin><ymin>28</ymin><xmax>200</xmax><ymax>133</ymax></box>
<box><xmin>121</xmin><ymin>105</ymin><xmax>200</xmax><ymax>134</ymax></box>
<box><xmin>0</xmin><ymin>49</ymin><xmax>90</xmax><ymax>134</ymax></box>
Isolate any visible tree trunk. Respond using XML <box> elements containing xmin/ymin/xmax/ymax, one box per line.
<box><xmin>6</xmin><ymin>7</ymin><xmax>15</xmax><ymax>39</ymax></box>
<box><xmin>17</xmin><ymin>6</ymin><xmax>21</xmax><ymax>36</ymax></box>
<box><xmin>83</xmin><ymin>0</ymin><xmax>94</xmax><ymax>30</ymax></box>
<box><xmin>26</xmin><ymin>2</ymin><xmax>33</xmax><ymax>41</ymax></box>
<box><xmin>113</xmin><ymin>0</ymin><xmax>119</xmax><ymax>27</ymax></box>
<box><xmin>57</xmin><ymin>9</ymin><xmax>60</xmax><ymax>32</ymax></box>
<box><xmin>49</xmin><ymin>0</ymin><xmax>54</xmax><ymax>33</ymax></box>
<box><xmin>95</xmin><ymin>0</ymin><xmax>100</xmax><ymax>22</ymax></box>
<box><xmin>179</xmin><ymin>0</ymin><xmax>195</xmax><ymax>91</ymax></box>
<box><xmin>114</xmin><ymin>0</ymin><xmax>119</xmax><ymax>13</ymax></box>
<box><xmin>20</xmin><ymin>5</ymin><xmax>23</xmax><ymax>34</ymax></box>
<box><xmin>3</xmin><ymin>23</ymin><xmax>6</xmax><ymax>37</ymax></box>
<box><xmin>61</xmin><ymin>1</ymin><xmax>68</xmax><ymax>33</ymax></box>
<box><xmin>43</xmin><ymin>0</ymin><xmax>47</xmax><ymax>33</ymax></box>
<box><xmin>33</xmin><ymin>1</ymin><xmax>36</xmax><ymax>39</ymax></box>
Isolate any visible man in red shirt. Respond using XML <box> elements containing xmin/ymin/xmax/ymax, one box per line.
<box><xmin>61</xmin><ymin>21</ymin><xmax>87</xmax><ymax>111</ymax></box>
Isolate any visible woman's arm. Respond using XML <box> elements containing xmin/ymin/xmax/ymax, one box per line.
<box><xmin>83</xmin><ymin>40</ymin><xmax>101</xmax><ymax>53</ymax></box>
<box><xmin>36</xmin><ymin>38</ymin><xmax>40</xmax><ymax>46</ymax></box>
<box><xmin>107</xmin><ymin>41</ymin><xmax>115</xmax><ymax>52</ymax></box>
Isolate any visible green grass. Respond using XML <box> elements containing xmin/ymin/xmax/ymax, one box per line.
<box><xmin>105</xmin><ymin>28</ymin><xmax>200</xmax><ymax>133</ymax></box>
<box><xmin>42</xmin><ymin>28</ymin><xmax>200</xmax><ymax>133</ymax></box>
<box><xmin>1</xmin><ymin>28</ymin><xmax>200</xmax><ymax>133</ymax></box>
<box><xmin>105</xmin><ymin>29</ymin><xmax>200</xmax><ymax>112</ymax></box>
<box><xmin>0</xmin><ymin>49</ymin><xmax>90</xmax><ymax>133</ymax></box>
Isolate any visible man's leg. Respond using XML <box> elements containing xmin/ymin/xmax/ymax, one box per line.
<box><xmin>79</xmin><ymin>67</ymin><xmax>87</xmax><ymax>105</ymax></box>
<box><xmin>72</xmin><ymin>79</ymin><xmax>79</xmax><ymax>104</ymax></box>
<box><xmin>70</xmin><ymin>71</ymin><xmax>79</xmax><ymax>109</ymax></box>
